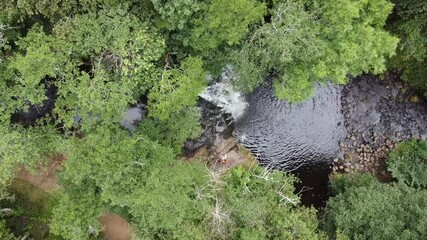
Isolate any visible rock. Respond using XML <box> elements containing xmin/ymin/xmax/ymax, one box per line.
<box><xmin>214</xmin><ymin>138</ymin><xmax>237</xmax><ymax>155</ymax></box>
<box><xmin>344</xmin><ymin>168</ymin><xmax>351</xmax><ymax>173</ymax></box>
<box><xmin>411</xmin><ymin>133</ymin><xmax>420</xmax><ymax>139</ymax></box>
<box><xmin>351</xmin><ymin>135</ymin><xmax>356</xmax><ymax>141</ymax></box>
<box><xmin>333</xmin><ymin>158</ymin><xmax>339</xmax><ymax>163</ymax></box>
<box><xmin>339</xmin><ymin>165</ymin><xmax>344</xmax><ymax>170</ymax></box>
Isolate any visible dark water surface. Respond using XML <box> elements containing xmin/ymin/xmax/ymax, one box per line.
<box><xmin>231</xmin><ymin>74</ymin><xmax>427</xmax><ymax>207</ymax></box>
<box><xmin>234</xmin><ymin>83</ymin><xmax>346</xmax><ymax>207</ymax></box>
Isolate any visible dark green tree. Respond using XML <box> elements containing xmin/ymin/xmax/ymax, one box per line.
<box><xmin>388</xmin><ymin>0</ymin><xmax>427</xmax><ymax>95</ymax></box>
<box><xmin>388</xmin><ymin>140</ymin><xmax>427</xmax><ymax>189</ymax></box>
<box><xmin>323</xmin><ymin>174</ymin><xmax>427</xmax><ymax>240</ymax></box>
<box><xmin>216</xmin><ymin>166</ymin><xmax>325</xmax><ymax>239</ymax></box>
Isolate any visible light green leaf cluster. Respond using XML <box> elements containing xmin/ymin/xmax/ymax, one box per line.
<box><xmin>148</xmin><ymin>56</ymin><xmax>207</xmax><ymax>120</ymax></box>
<box><xmin>56</xmin><ymin>130</ymin><xmax>325</xmax><ymax>239</ymax></box>
<box><xmin>187</xmin><ymin>0</ymin><xmax>266</xmax><ymax>52</ymax></box>
<box><xmin>8</xmin><ymin>27</ymin><xmax>72</xmax><ymax>106</ymax></box>
<box><xmin>0</xmin><ymin>220</ymin><xmax>15</xmax><ymax>240</ymax></box>
<box><xmin>50</xmin><ymin>184</ymin><xmax>104</xmax><ymax>240</ymax></box>
<box><xmin>150</xmin><ymin>0</ymin><xmax>201</xmax><ymax>30</ymax></box>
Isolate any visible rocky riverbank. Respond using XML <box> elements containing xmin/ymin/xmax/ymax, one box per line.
<box><xmin>334</xmin><ymin>73</ymin><xmax>427</xmax><ymax>180</ymax></box>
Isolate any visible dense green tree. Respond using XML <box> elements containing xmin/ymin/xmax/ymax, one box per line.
<box><xmin>50</xmin><ymin>184</ymin><xmax>104</xmax><ymax>239</ymax></box>
<box><xmin>148</xmin><ymin>56</ymin><xmax>206</xmax><ymax>120</ymax></box>
<box><xmin>186</xmin><ymin>0</ymin><xmax>266</xmax><ymax>52</ymax></box>
<box><xmin>3</xmin><ymin>1</ymin><xmax>421</xmax><ymax>239</ymax></box>
<box><xmin>217</xmin><ymin>166</ymin><xmax>325</xmax><ymax>239</ymax></box>
<box><xmin>0</xmin><ymin>125</ymin><xmax>62</xmax><ymax>196</ymax></box>
<box><xmin>52</xmin><ymin>125</ymin><xmax>325</xmax><ymax>239</ymax></box>
<box><xmin>0</xmin><ymin>0</ymin><xmax>124</xmax><ymax>22</ymax></box>
<box><xmin>323</xmin><ymin>174</ymin><xmax>427</xmax><ymax>240</ymax></box>
<box><xmin>388</xmin><ymin>140</ymin><xmax>427</xmax><ymax>189</ymax></box>
<box><xmin>150</xmin><ymin>0</ymin><xmax>201</xmax><ymax>30</ymax></box>
<box><xmin>388</xmin><ymin>0</ymin><xmax>427</xmax><ymax>95</ymax></box>
<box><xmin>233</xmin><ymin>0</ymin><xmax>398</xmax><ymax>101</ymax></box>
<box><xmin>4</xmin><ymin>6</ymin><xmax>165</xmax><ymax>130</ymax></box>
<box><xmin>138</xmin><ymin>107</ymin><xmax>202</xmax><ymax>154</ymax></box>
<box><xmin>52</xmin><ymin>127</ymin><xmax>211</xmax><ymax>239</ymax></box>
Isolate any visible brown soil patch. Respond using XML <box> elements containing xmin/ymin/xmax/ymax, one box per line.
<box><xmin>209</xmin><ymin>138</ymin><xmax>257</xmax><ymax>172</ymax></box>
<box><xmin>16</xmin><ymin>154</ymin><xmax>66</xmax><ymax>192</ymax></box>
<box><xmin>98</xmin><ymin>213</ymin><xmax>133</xmax><ymax>240</ymax></box>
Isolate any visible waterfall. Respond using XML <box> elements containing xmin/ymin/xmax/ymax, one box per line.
<box><xmin>199</xmin><ymin>67</ymin><xmax>248</xmax><ymax>120</ymax></box>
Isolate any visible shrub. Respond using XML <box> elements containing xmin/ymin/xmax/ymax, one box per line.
<box><xmin>388</xmin><ymin>140</ymin><xmax>427</xmax><ymax>189</ymax></box>
<box><xmin>322</xmin><ymin>174</ymin><xmax>427</xmax><ymax>240</ymax></box>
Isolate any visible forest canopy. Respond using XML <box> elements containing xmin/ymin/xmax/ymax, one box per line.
<box><xmin>0</xmin><ymin>0</ymin><xmax>426</xmax><ymax>239</ymax></box>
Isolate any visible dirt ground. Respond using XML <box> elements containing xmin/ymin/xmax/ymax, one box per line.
<box><xmin>16</xmin><ymin>154</ymin><xmax>65</xmax><ymax>192</ymax></box>
<box><xmin>98</xmin><ymin>213</ymin><xmax>133</xmax><ymax>240</ymax></box>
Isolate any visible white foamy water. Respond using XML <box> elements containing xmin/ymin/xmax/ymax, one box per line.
<box><xmin>199</xmin><ymin>67</ymin><xmax>248</xmax><ymax>120</ymax></box>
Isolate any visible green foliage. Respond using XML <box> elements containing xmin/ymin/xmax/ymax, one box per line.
<box><xmin>138</xmin><ymin>107</ymin><xmax>202</xmax><ymax>154</ymax></box>
<box><xmin>2</xmin><ymin>180</ymin><xmax>57</xmax><ymax>239</ymax></box>
<box><xmin>53</xmin><ymin>6</ymin><xmax>165</xmax><ymax>129</ymax></box>
<box><xmin>150</xmin><ymin>0</ymin><xmax>201</xmax><ymax>30</ymax></box>
<box><xmin>2</xmin><ymin>1</ymin><xmax>415</xmax><ymax>239</ymax></box>
<box><xmin>187</xmin><ymin>0</ymin><xmax>266</xmax><ymax>52</ymax></box>
<box><xmin>388</xmin><ymin>140</ymin><xmax>427</xmax><ymax>189</ymax></box>
<box><xmin>0</xmin><ymin>125</ymin><xmax>63</xmax><ymax>190</ymax></box>
<box><xmin>50</xmin><ymin>184</ymin><xmax>104</xmax><ymax>240</ymax></box>
<box><xmin>54</xmin><ymin>127</ymin><xmax>210</xmax><ymax>239</ymax></box>
<box><xmin>9</xmin><ymin>27</ymin><xmax>71</xmax><ymax>105</ymax></box>
<box><xmin>128</xmin><ymin>156</ymin><xmax>210</xmax><ymax>240</ymax></box>
<box><xmin>323</xmin><ymin>174</ymin><xmax>427</xmax><ymax>240</ymax></box>
<box><xmin>216</xmin><ymin>167</ymin><xmax>324</xmax><ymax>239</ymax></box>
<box><xmin>3</xmin><ymin>6</ymin><xmax>166</xmax><ymax>130</ymax></box>
<box><xmin>234</xmin><ymin>0</ymin><xmax>398</xmax><ymax>101</ymax></box>
<box><xmin>0</xmin><ymin>0</ymin><xmax>124</xmax><ymax>22</ymax></box>
<box><xmin>388</xmin><ymin>0</ymin><xmax>427</xmax><ymax>95</ymax></box>
<box><xmin>0</xmin><ymin>220</ymin><xmax>15</xmax><ymax>240</ymax></box>
<box><xmin>328</xmin><ymin>172</ymin><xmax>380</xmax><ymax>196</ymax></box>
<box><xmin>53</xmin><ymin>125</ymin><xmax>324</xmax><ymax>239</ymax></box>
<box><xmin>148</xmin><ymin>56</ymin><xmax>207</xmax><ymax>120</ymax></box>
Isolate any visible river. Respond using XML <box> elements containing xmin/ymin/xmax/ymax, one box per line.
<box><xmin>198</xmin><ymin>71</ymin><xmax>427</xmax><ymax>207</ymax></box>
